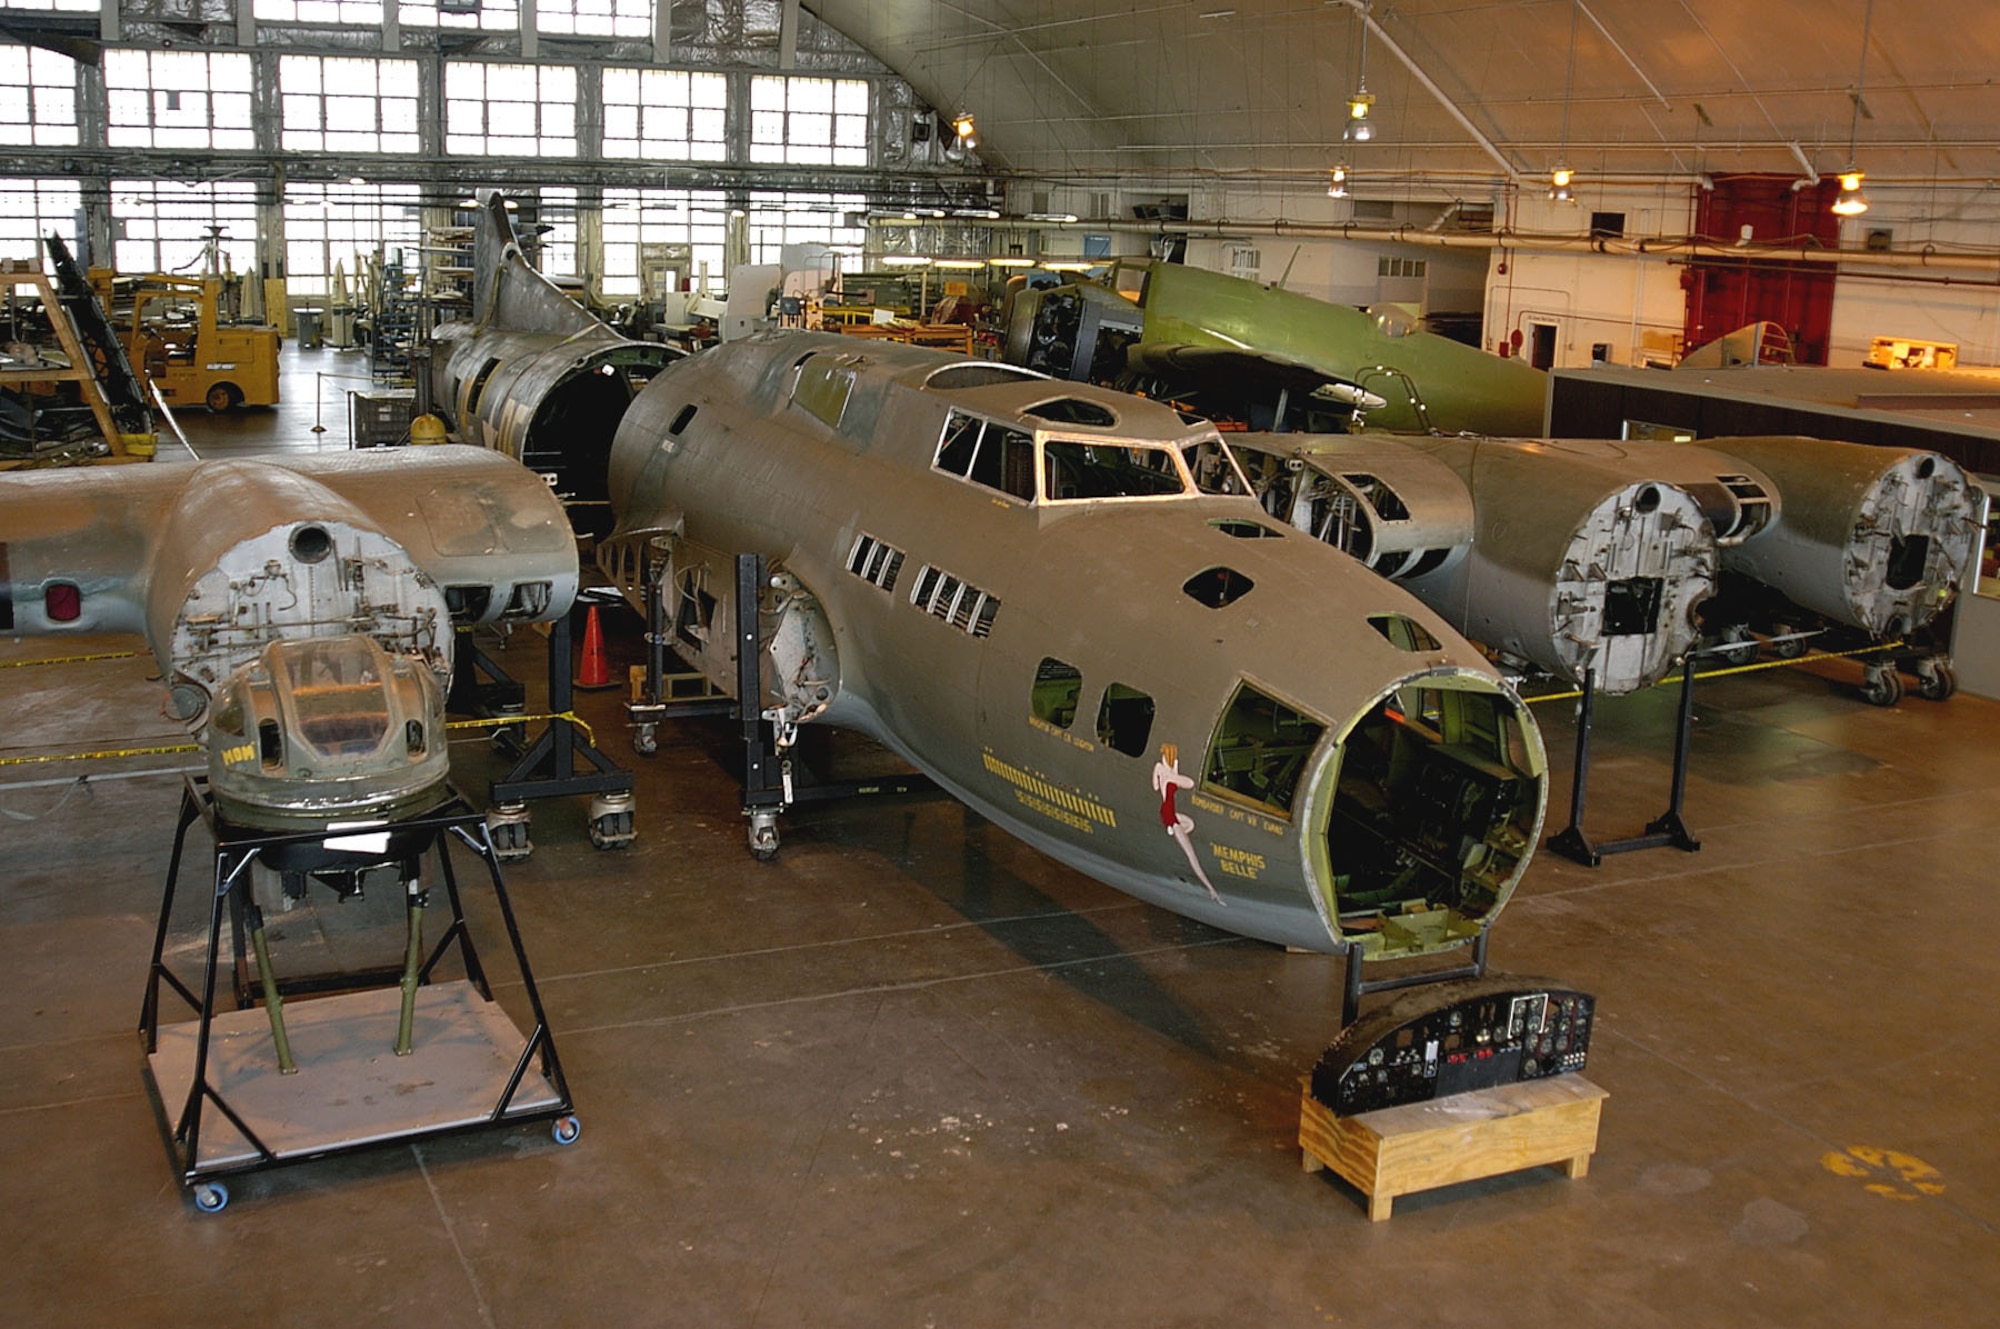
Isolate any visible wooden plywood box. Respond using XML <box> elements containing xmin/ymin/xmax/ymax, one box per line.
<box><xmin>1300</xmin><ymin>1075</ymin><xmax>1606</xmax><ymax>1221</ymax></box>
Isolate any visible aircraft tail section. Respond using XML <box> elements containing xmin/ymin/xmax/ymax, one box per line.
<box><xmin>472</xmin><ymin>190</ymin><xmax>605</xmax><ymax>339</ymax></box>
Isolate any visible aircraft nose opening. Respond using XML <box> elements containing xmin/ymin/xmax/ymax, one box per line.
<box><xmin>1321</xmin><ymin>673</ymin><xmax>1545</xmax><ymax>958</ymax></box>
<box><xmin>1886</xmin><ymin>534</ymin><xmax>1930</xmax><ymax>591</ymax></box>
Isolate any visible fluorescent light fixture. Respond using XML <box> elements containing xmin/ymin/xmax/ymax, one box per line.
<box><xmin>987</xmin><ymin>257</ymin><xmax>1036</xmax><ymax>267</ymax></box>
<box><xmin>1025</xmin><ymin>212</ymin><xmax>1079</xmax><ymax>224</ymax></box>
<box><xmin>933</xmin><ymin>258</ymin><xmax>988</xmax><ymax>270</ymax></box>
<box><xmin>1042</xmin><ymin>261</ymin><xmax>1098</xmax><ymax>272</ymax></box>
<box><xmin>1832</xmin><ymin>169</ymin><xmax>1869</xmax><ymax>216</ymax></box>
<box><xmin>880</xmin><ymin>255</ymin><xmax>933</xmax><ymax>267</ymax></box>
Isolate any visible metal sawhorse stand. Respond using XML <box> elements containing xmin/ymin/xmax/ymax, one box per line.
<box><xmin>139</xmin><ymin>778</ymin><xmax>578</xmax><ymax>1212</ymax></box>
<box><xmin>1546</xmin><ymin>657</ymin><xmax>1703</xmax><ymax>869</ymax></box>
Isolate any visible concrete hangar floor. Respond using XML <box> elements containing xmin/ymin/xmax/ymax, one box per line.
<box><xmin>3</xmin><ymin>342</ymin><xmax>1997</xmax><ymax>1327</ymax></box>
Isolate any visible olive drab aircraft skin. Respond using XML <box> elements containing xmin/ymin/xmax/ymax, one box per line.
<box><xmin>0</xmin><ymin>446</ymin><xmax>578</xmax><ymax>828</ymax></box>
<box><xmin>1004</xmin><ymin>258</ymin><xmax>1550</xmax><ymax>437</ymax></box>
<box><xmin>599</xmin><ymin>332</ymin><xmax>1550</xmax><ymax>959</ymax></box>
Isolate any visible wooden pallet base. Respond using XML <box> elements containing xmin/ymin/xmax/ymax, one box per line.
<box><xmin>1299</xmin><ymin>1075</ymin><xmax>1606</xmax><ymax>1221</ymax></box>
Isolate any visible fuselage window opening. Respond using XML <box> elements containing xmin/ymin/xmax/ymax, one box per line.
<box><xmin>1031</xmin><ymin>658</ymin><xmax>1083</xmax><ymax>729</ymax></box>
<box><xmin>1202</xmin><ymin>681</ymin><xmax>1326</xmax><ymax>816</ymax></box>
<box><xmin>1368</xmin><ymin>613</ymin><xmax>1442</xmax><ymax>652</ymax></box>
<box><xmin>846</xmin><ymin>533</ymin><xmax>907</xmax><ymax>591</ymax></box>
<box><xmin>792</xmin><ymin>356</ymin><xmax>855</xmax><ymax>428</ymax></box>
<box><xmin>1096</xmin><ymin>682</ymin><xmax>1156</xmax><ymax>756</ymax></box>
<box><xmin>1182</xmin><ymin>566</ymin><xmax>1255</xmax><ymax>609</ymax></box>
<box><xmin>1042</xmin><ymin>440</ymin><xmax>1192</xmax><ymax>502</ymax></box>
<box><xmin>1181</xmin><ymin>437</ymin><xmax>1255</xmax><ymax>496</ymax></box>
<box><xmin>934</xmin><ymin>409</ymin><xmax>1036</xmax><ymax>501</ymax></box>
<box><xmin>670</xmin><ymin>404</ymin><xmax>698</xmax><ymax>434</ymax></box>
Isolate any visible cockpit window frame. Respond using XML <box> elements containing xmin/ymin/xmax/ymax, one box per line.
<box><xmin>1037</xmin><ymin>432</ymin><xmax>1198</xmax><ymax>505</ymax></box>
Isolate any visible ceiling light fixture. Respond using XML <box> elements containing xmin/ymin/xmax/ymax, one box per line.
<box><xmin>1549</xmin><ymin>0</ymin><xmax>1579</xmax><ymax>203</ymax></box>
<box><xmin>1327</xmin><ymin>164</ymin><xmax>1349</xmax><ymax>198</ymax></box>
<box><xmin>880</xmin><ymin>255</ymin><xmax>933</xmax><ymax>267</ymax></box>
<box><xmin>1344</xmin><ymin>3</ymin><xmax>1375</xmax><ymax>142</ymax></box>
<box><xmin>952</xmin><ymin>112</ymin><xmax>978</xmax><ymax>150</ymax></box>
<box><xmin>1832</xmin><ymin>0</ymin><xmax>1875</xmax><ymax>218</ymax></box>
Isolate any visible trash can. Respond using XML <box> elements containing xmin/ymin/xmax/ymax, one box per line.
<box><xmin>295</xmin><ymin>306</ymin><xmax>324</xmax><ymax>350</ymax></box>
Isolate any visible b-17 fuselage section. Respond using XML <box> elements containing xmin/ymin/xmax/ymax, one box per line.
<box><xmin>602</xmin><ymin>333</ymin><xmax>1549</xmax><ymax>958</ymax></box>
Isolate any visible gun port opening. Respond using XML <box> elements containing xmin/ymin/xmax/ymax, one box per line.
<box><xmin>290</xmin><ymin>524</ymin><xmax>334</xmax><ymax>564</ymax></box>
<box><xmin>1325</xmin><ymin>680</ymin><xmax>1543</xmax><ymax>957</ymax></box>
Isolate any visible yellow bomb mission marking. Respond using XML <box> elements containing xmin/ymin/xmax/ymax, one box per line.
<box><xmin>1820</xmin><ymin>1145</ymin><xmax>1945</xmax><ymax>1201</ymax></box>
<box><xmin>982</xmin><ymin>751</ymin><xmax>1117</xmax><ymax>832</ymax></box>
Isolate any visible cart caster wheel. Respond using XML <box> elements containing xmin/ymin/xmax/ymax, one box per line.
<box><xmin>588</xmin><ymin>791</ymin><xmax>637</xmax><ymax>850</ymax></box>
<box><xmin>747</xmin><ymin>810</ymin><xmax>780</xmax><ymax>862</ymax></box>
<box><xmin>487</xmin><ymin>804</ymin><xmax>533</xmax><ymax>862</ymax></box>
<box><xmin>1860</xmin><ymin>663</ymin><xmax>1904</xmax><ymax>708</ymax></box>
<box><xmin>1717</xmin><ymin>625</ymin><xmax>1758</xmax><ymax>668</ymax></box>
<box><xmin>192</xmin><ymin>1182</ymin><xmax>229</xmax><ymax>1213</ymax></box>
<box><xmin>1916</xmin><ymin>658</ymin><xmax>1957</xmax><ymax>702</ymax></box>
<box><xmin>632</xmin><ymin>724</ymin><xmax>658</xmax><ymax>757</ymax></box>
<box><xmin>1772</xmin><ymin>625</ymin><xmax>1808</xmax><ymax>660</ymax></box>
<box><xmin>552</xmin><ymin>1115</ymin><xmax>582</xmax><ymax>1146</ymax></box>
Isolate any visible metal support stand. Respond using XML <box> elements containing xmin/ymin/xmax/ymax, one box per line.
<box><xmin>1547</xmin><ymin>659</ymin><xmax>1703</xmax><ymax>869</ymax></box>
<box><xmin>1340</xmin><ymin>927</ymin><xmax>1491</xmax><ymax>1029</ymax></box>
<box><xmin>728</xmin><ymin>554</ymin><xmax>935</xmax><ymax>859</ymax></box>
<box><xmin>489</xmin><ymin>603</ymin><xmax>638</xmax><ymax>852</ymax></box>
<box><xmin>139</xmin><ymin>779</ymin><xmax>578</xmax><ymax>1211</ymax></box>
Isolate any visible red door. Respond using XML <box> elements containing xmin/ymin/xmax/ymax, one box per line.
<box><xmin>1683</xmin><ymin>174</ymin><xmax>1839</xmax><ymax>365</ymax></box>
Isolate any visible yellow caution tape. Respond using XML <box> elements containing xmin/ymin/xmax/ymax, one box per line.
<box><xmin>1523</xmin><ymin>639</ymin><xmax>1905</xmax><ymax>705</ymax></box>
<box><xmin>0</xmin><ymin>713</ymin><xmax>598</xmax><ymax>768</ymax></box>
<box><xmin>0</xmin><ymin>650</ymin><xmax>142</xmax><ymax>669</ymax></box>
<box><xmin>446</xmin><ymin>710</ymin><xmax>598</xmax><ymax>744</ymax></box>
<box><xmin>0</xmin><ymin>741</ymin><xmax>200</xmax><ymax>767</ymax></box>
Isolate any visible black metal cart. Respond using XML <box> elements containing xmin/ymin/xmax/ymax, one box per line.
<box><xmin>139</xmin><ymin>778</ymin><xmax>578</xmax><ymax>1212</ymax></box>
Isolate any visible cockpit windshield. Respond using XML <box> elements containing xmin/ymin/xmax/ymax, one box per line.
<box><xmin>1041</xmin><ymin>439</ymin><xmax>1192</xmax><ymax>501</ymax></box>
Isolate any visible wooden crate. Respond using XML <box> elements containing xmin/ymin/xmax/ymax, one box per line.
<box><xmin>1299</xmin><ymin>1075</ymin><xmax>1606</xmax><ymax>1221</ymax></box>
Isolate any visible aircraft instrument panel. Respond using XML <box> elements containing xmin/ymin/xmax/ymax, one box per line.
<box><xmin>1311</xmin><ymin>977</ymin><xmax>1595</xmax><ymax>1116</ymax></box>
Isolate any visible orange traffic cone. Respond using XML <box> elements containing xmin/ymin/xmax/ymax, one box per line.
<box><xmin>576</xmin><ymin>603</ymin><xmax>616</xmax><ymax>689</ymax></box>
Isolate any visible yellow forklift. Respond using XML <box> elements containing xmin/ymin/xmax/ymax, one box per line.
<box><xmin>90</xmin><ymin>269</ymin><xmax>281</xmax><ymax>412</ymax></box>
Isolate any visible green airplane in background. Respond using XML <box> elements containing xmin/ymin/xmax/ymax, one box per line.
<box><xmin>1004</xmin><ymin>258</ymin><xmax>1549</xmax><ymax>437</ymax></box>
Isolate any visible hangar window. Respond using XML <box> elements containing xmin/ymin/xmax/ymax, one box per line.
<box><xmin>277</xmin><ymin>56</ymin><xmax>419</xmax><ymax>154</ymax></box>
<box><xmin>1031</xmin><ymin>658</ymin><xmax>1082</xmax><ymax>730</ymax></box>
<box><xmin>284</xmin><ymin>181</ymin><xmax>423</xmax><ymax>293</ymax></box>
<box><xmin>112</xmin><ymin>179</ymin><xmax>257</xmax><ymax>275</ymax></box>
<box><xmin>539</xmin><ymin>0</ymin><xmax>653</xmax><ymax>39</ymax></box>
<box><xmin>1203</xmin><ymin>682</ymin><xmax>1325</xmax><ymax>816</ymax></box>
<box><xmin>444</xmin><ymin>61</ymin><xmax>577</xmax><ymax>158</ymax></box>
<box><xmin>602</xmin><ymin>67</ymin><xmax>727</xmax><ymax>161</ymax></box>
<box><xmin>1096</xmin><ymin>683</ymin><xmax>1155</xmax><ymax>757</ymax></box>
<box><xmin>0</xmin><ymin>178</ymin><xmax>79</xmax><ymax>258</ymax></box>
<box><xmin>749</xmin><ymin>75</ymin><xmax>868</xmax><ymax>168</ymax></box>
<box><xmin>0</xmin><ymin>44</ymin><xmax>79</xmax><ymax>147</ymax></box>
<box><xmin>399</xmin><ymin>0</ymin><xmax>519</xmax><ymax>31</ymax></box>
<box><xmin>255</xmin><ymin>0</ymin><xmax>383</xmax><ymax>26</ymax></box>
<box><xmin>104</xmin><ymin>51</ymin><xmax>254</xmax><ymax>151</ymax></box>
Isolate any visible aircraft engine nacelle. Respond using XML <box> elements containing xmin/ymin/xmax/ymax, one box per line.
<box><xmin>1694</xmin><ymin>436</ymin><xmax>1980</xmax><ymax>637</ymax></box>
<box><xmin>1231</xmin><ymin>434</ymin><xmax>1475</xmax><ymax>580</ymax></box>
<box><xmin>1406</xmin><ymin>436</ymin><xmax>1719</xmax><ymax>694</ymax></box>
<box><xmin>143</xmin><ymin>462</ymin><xmax>451</xmax><ymax>731</ymax></box>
